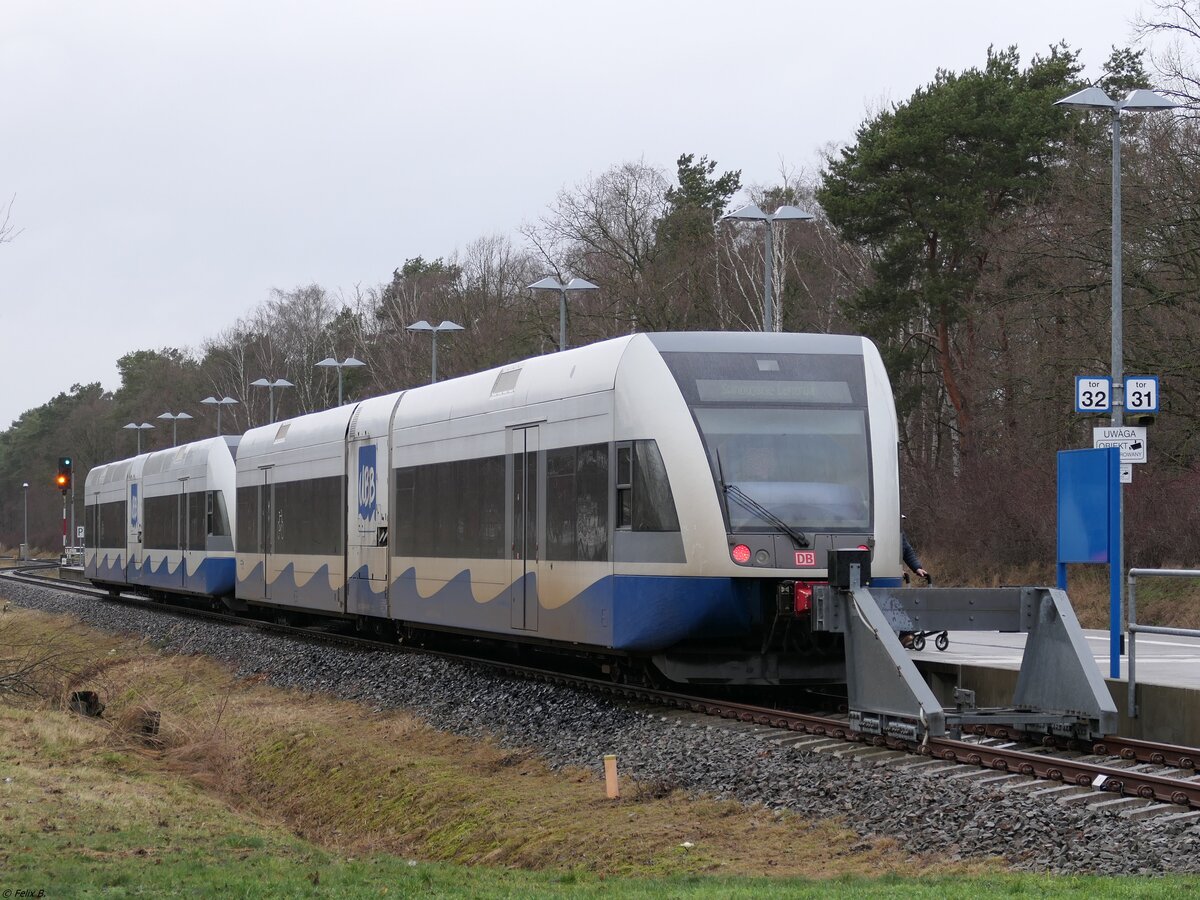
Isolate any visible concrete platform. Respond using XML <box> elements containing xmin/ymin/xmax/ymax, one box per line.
<box><xmin>59</xmin><ymin>566</ymin><xmax>87</xmax><ymax>584</ymax></box>
<box><xmin>913</xmin><ymin>629</ymin><xmax>1200</xmax><ymax>746</ymax></box>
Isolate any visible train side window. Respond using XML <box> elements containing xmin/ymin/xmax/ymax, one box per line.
<box><xmin>615</xmin><ymin>441</ymin><xmax>680</xmax><ymax>533</ymax></box>
<box><xmin>187</xmin><ymin>491</ymin><xmax>206</xmax><ymax>550</ymax></box>
<box><xmin>616</xmin><ymin>444</ymin><xmax>633</xmax><ymax>529</ymax></box>
<box><xmin>206</xmin><ymin>490</ymin><xmax>230</xmax><ymax>537</ymax></box>
<box><xmin>546</xmin><ymin>443</ymin><xmax>610</xmax><ymax>562</ymax></box>
<box><xmin>236</xmin><ymin>486</ymin><xmax>260</xmax><ymax>554</ymax></box>
<box><xmin>632</xmin><ymin>440</ymin><xmax>680</xmax><ymax>532</ymax></box>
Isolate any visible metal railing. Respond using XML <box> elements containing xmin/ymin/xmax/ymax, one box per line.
<box><xmin>1127</xmin><ymin>567</ymin><xmax>1200</xmax><ymax>717</ymax></box>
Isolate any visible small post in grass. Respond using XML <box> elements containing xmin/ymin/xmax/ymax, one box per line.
<box><xmin>604</xmin><ymin>754</ymin><xmax>619</xmax><ymax>799</ymax></box>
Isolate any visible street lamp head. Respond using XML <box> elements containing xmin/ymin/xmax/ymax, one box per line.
<box><xmin>771</xmin><ymin>205</ymin><xmax>816</xmax><ymax>222</ymax></box>
<box><xmin>315</xmin><ymin>357</ymin><xmax>339</xmax><ymax>368</ymax></box>
<box><xmin>272</xmin><ymin>379</ymin><xmax>293</xmax><ymax>389</ymax></box>
<box><xmin>1057</xmin><ymin>86</ymin><xmax>1179</xmax><ymax>113</ymax></box>
<box><xmin>564</xmin><ymin>278</ymin><xmax>599</xmax><ymax>292</ymax></box>
<box><xmin>1055</xmin><ymin>86</ymin><xmax>1117</xmax><ymax>110</ymax></box>
<box><xmin>725</xmin><ymin>203</ymin><xmax>813</xmax><ymax>223</ymax></box>
<box><xmin>202</xmin><ymin>396</ymin><xmax>238</xmax><ymax>406</ymax></box>
<box><xmin>341</xmin><ymin>357</ymin><xmax>366</xmax><ymax>367</ymax></box>
<box><xmin>123</xmin><ymin>422</ymin><xmax>154</xmax><ymax>430</ymax></box>
<box><xmin>250</xmin><ymin>378</ymin><xmax>272</xmax><ymax>387</ymax></box>
<box><xmin>528</xmin><ymin>276</ymin><xmax>566</xmax><ymax>291</ymax></box>
<box><xmin>723</xmin><ymin>203</ymin><xmax>768</xmax><ymax>222</ymax></box>
<box><xmin>1119</xmin><ymin>89</ymin><xmax>1181</xmax><ymax>112</ymax></box>
<box><xmin>408</xmin><ymin>320</ymin><xmax>463</xmax><ymax>333</ymax></box>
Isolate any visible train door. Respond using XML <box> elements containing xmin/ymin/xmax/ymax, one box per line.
<box><xmin>347</xmin><ymin>436</ymin><xmax>388</xmax><ymax>617</ymax></box>
<box><xmin>177</xmin><ymin>479</ymin><xmax>189</xmax><ymax>589</ymax></box>
<box><xmin>126</xmin><ymin>478</ymin><xmax>141</xmax><ymax>584</ymax></box>
<box><xmin>260</xmin><ymin>466</ymin><xmax>274</xmax><ymax>601</ymax></box>
<box><xmin>509</xmin><ymin>425</ymin><xmax>541</xmax><ymax>631</ymax></box>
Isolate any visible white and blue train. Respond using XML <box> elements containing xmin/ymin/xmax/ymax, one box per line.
<box><xmin>85</xmin><ymin>332</ymin><xmax>902</xmax><ymax>684</ymax></box>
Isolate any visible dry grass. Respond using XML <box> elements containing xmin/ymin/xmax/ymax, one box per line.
<box><xmin>920</xmin><ymin>553</ymin><xmax>1200</xmax><ymax>632</ymax></box>
<box><xmin>0</xmin><ymin>603</ymin><xmax>996</xmax><ymax>880</ymax></box>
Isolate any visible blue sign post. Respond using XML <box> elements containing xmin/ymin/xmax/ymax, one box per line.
<box><xmin>1057</xmin><ymin>447</ymin><xmax>1122</xmax><ymax>678</ymax></box>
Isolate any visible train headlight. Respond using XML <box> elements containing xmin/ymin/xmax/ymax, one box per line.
<box><xmin>730</xmin><ymin>544</ymin><xmax>751</xmax><ymax>565</ymax></box>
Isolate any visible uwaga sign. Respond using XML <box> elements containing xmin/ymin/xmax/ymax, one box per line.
<box><xmin>1093</xmin><ymin>426</ymin><xmax>1147</xmax><ymax>464</ymax></box>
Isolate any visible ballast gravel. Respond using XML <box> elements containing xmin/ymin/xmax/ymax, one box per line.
<box><xmin>7</xmin><ymin>578</ymin><xmax>1198</xmax><ymax>875</ymax></box>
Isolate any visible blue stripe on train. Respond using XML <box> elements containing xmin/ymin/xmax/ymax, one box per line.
<box><xmin>387</xmin><ymin>568</ymin><xmax>755</xmax><ymax>652</ymax></box>
<box><xmin>240</xmin><ymin>563</ymin><xmax>759</xmax><ymax>652</ymax></box>
<box><xmin>131</xmin><ymin>554</ymin><xmax>235</xmax><ymax>596</ymax></box>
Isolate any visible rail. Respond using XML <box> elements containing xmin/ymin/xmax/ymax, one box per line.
<box><xmin>1127</xmin><ymin>567</ymin><xmax>1200</xmax><ymax>718</ymax></box>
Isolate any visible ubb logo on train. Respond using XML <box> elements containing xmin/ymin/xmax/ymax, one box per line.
<box><xmin>129</xmin><ymin>483</ymin><xmax>139</xmax><ymax>527</ymax></box>
<box><xmin>358</xmin><ymin>445</ymin><xmax>377</xmax><ymax>519</ymax></box>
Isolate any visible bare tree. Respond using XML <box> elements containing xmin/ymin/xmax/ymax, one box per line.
<box><xmin>1138</xmin><ymin>0</ymin><xmax>1200</xmax><ymax>110</ymax></box>
<box><xmin>1</xmin><ymin>194</ymin><xmax>21</xmax><ymax>246</ymax></box>
<box><xmin>523</xmin><ymin>160</ymin><xmax>669</xmax><ymax>339</ymax></box>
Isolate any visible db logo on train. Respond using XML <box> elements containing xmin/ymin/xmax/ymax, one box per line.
<box><xmin>358</xmin><ymin>445</ymin><xmax>377</xmax><ymax>520</ymax></box>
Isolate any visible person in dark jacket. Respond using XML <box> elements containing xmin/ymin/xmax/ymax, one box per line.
<box><xmin>900</xmin><ymin>521</ymin><xmax>931</xmax><ymax>649</ymax></box>
<box><xmin>902</xmin><ymin>531</ymin><xmax>929</xmax><ymax>583</ymax></box>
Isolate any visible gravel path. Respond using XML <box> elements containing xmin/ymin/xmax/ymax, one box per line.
<box><xmin>6</xmin><ymin>577</ymin><xmax>1198</xmax><ymax>875</ymax></box>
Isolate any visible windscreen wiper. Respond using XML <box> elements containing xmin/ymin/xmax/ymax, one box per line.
<box><xmin>723</xmin><ymin>483</ymin><xmax>811</xmax><ymax>548</ymax></box>
<box><xmin>714</xmin><ymin>448</ymin><xmax>810</xmax><ymax>548</ymax></box>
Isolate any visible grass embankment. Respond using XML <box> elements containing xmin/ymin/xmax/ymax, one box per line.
<box><xmin>0</xmin><ymin>604</ymin><xmax>1194</xmax><ymax>897</ymax></box>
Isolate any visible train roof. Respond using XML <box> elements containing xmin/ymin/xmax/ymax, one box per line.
<box><xmin>238</xmin><ymin>403</ymin><xmax>359</xmax><ymax>464</ymax></box>
<box><xmin>235</xmin><ymin>331</ymin><xmax>880</xmax><ymax>456</ymax></box>
<box><xmin>141</xmin><ymin>436</ymin><xmax>238</xmax><ymax>482</ymax></box>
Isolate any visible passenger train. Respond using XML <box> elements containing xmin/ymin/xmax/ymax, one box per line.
<box><xmin>85</xmin><ymin>332</ymin><xmax>902</xmax><ymax>684</ymax></box>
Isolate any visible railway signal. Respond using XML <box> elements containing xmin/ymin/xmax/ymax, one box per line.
<box><xmin>56</xmin><ymin>456</ymin><xmax>72</xmax><ymax>493</ymax></box>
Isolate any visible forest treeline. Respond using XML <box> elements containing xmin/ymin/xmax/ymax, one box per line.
<box><xmin>4</xmin><ymin>16</ymin><xmax>1200</xmax><ymax>570</ymax></box>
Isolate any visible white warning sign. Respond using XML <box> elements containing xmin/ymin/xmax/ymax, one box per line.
<box><xmin>1093</xmin><ymin>426</ymin><xmax>1147</xmax><ymax>464</ymax></box>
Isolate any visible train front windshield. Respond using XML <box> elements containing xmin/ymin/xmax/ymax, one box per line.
<box><xmin>662</xmin><ymin>351</ymin><xmax>872</xmax><ymax>533</ymax></box>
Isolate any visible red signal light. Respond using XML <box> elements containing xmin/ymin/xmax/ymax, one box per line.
<box><xmin>731</xmin><ymin>544</ymin><xmax>752</xmax><ymax>565</ymax></box>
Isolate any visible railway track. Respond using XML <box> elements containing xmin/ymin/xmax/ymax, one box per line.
<box><xmin>6</xmin><ymin>564</ymin><xmax>1200</xmax><ymax>821</ymax></box>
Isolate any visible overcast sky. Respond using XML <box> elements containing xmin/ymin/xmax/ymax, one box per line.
<box><xmin>1</xmin><ymin>0</ymin><xmax>1154</xmax><ymax>429</ymax></box>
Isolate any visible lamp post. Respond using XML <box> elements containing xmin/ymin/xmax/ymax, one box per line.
<box><xmin>1055</xmin><ymin>86</ymin><xmax>1178</xmax><ymax>677</ymax></box>
<box><xmin>250</xmin><ymin>378</ymin><xmax>294</xmax><ymax>424</ymax></box>
<box><xmin>122</xmin><ymin>422</ymin><xmax>154</xmax><ymax>454</ymax></box>
<box><xmin>314</xmin><ymin>357</ymin><xmax>367</xmax><ymax>406</ymax></box>
<box><xmin>156</xmin><ymin>412</ymin><xmax>194</xmax><ymax>447</ymax></box>
<box><xmin>722</xmin><ymin>204</ymin><xmax>815</xmax><ymax>333</ymax></box>
<box><xmin>406</xmin><ymin>321</ymin><xmax>463</xmax><ymax>383</ymax></box>
<box><xmin>200</xmin><ymin>396</ymin><xmax>239</xmax><ymax>435</ymax></box>
<box><xmin>22</xmin><ymin>482</ymin><xmax>28</xmax><ymax>560</ymax></box>
<box><xmin>527</xmin><ymin>276</ymin><xmax>599</xmax><ymax>352</ymax></box>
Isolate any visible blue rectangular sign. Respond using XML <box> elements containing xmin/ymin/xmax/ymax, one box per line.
<box><xmin>1057</xmin><ymin>448</ymin><xmax>1118</xmax><ymax>563</ymax></box>
<box><xmin>1057</xmin><ymin>446</ymin><xmax>1122</xmax><ymax>678</ymax></box>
